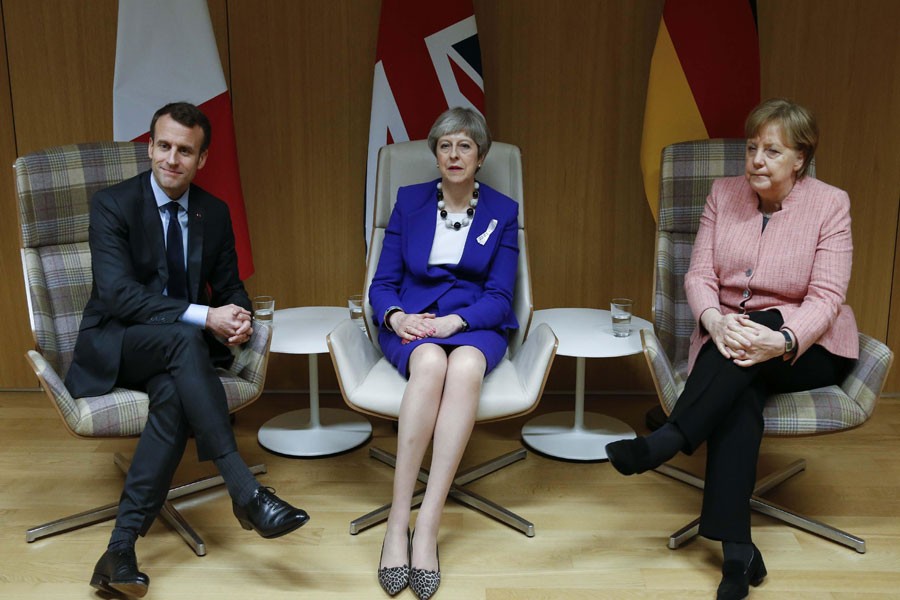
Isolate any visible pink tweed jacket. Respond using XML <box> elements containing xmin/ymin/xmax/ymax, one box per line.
<box><xmin>684</xmin><ymin>175</ymin><xmax>859</xmax><ymax>373</ymax></box>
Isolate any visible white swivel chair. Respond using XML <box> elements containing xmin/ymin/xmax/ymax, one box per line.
<box><xmin>327</xmin><ymin>140</ymin><xmax>557</xmax><ymax>537</ymax></box>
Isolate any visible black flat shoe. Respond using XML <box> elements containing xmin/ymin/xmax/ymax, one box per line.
<box><xmin>378</xmin><ymin>529</ymin><xmax>410</xmax><ymax>596</ymax></box>
<box><xmin>605</xmin><ymin>437</ymin><xmax>654</xmax><ymax>475</ymax></box>
<box><xmin>233</xmin><ymin>486</ymin><xmax>310</xmax><ymax>539</ymax></box>
<box><xmin>89</xmin><ymin>548</ymin><xmax>149</xmax><ymax>598</ymax></box>
<box><xmin>717</xmin><ymin>544</ymin><xmax>767</xmax><ymax>600</ymax></box>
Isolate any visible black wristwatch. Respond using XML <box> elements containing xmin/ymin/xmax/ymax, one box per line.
<box><xmin>459</xmin><ymin>316</ymin><xmax>470</xmax><ymax>332</ymax></box>
<box><xmin>781</xmin><ymin>329</ymin><xmax>795</xmax><ymax>354</ymax></box>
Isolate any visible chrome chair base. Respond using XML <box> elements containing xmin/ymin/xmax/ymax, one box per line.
<box><xmin>350</xmin><ymin>447</ymin><xmax>535</xmax><ymax>537</ymax></box>
<box><xmin>25</xmin><ymin>452</ymin><xmax>267</xmax><ymax>556</ymax></box>
<box><xmin>654</xmin><ymin>459</ymin><xmax>866</xmax><ymax>553</ymax></box>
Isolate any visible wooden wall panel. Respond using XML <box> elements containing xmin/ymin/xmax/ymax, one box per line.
<box><xmin>758</xmin><ymin>0</ymin><xmax>900</xmax><ymax>389</ymax></box>
<box><xmin>227</xmin><ymin>0</ymin><xmax>379</xmax><ymax>388</ymax></box>
<box><xmin>892</xmin><ymin>210</ymin><xmax>900</xmax><ymax>387</ymax></box>
<box><xmin>1</xmin><ymin>0</ymin><xmax>117</xmax><ymax>389</ymax></box>
<box><xmin>4</xmin><ymin>0</ymin><xmax>117</xmax><ymax>154</ymax></box>
<box><xmin>0</xmin><ymin>0</ymin><xmax>897</xmax><ymax>395</ymax></box>
<box><xmin>5</xmin><ymin>0</ymin><xmax>229</xmax><ymax>153</ymax></box>
<box><xmin>208</xmin><ymin>0</ymin><xmax>230</xmax><ymax>86</ymax></box>
<box><xmin>0</xmin><ymin>1</ymin><xmax>33</xmax><ymax>387</ymax></box>
<box><xmin>476</xmin><ymin>0</ymin><xmax>663</xmax><ymax>392</ymax></box>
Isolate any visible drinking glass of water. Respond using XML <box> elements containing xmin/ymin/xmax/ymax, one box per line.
<box><xmin>348</xmin><ymin>294</ymin><xmax>366</xmax><ymax>332</ymax></box>
<box><xmin>610</xmin><ymin>298</ymin><xmax>633</xmax><ymax>337</ymax></box>
<box><xmin>252</xmin><ymin>296</ymin><xmax>275</xmax><ymax>322</ymax></box>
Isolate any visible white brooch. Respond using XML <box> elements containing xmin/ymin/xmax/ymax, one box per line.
<box><xmin>477</xmin><ymin>219</ymin><xmax>498</xmax><ymax>245</ymax></box>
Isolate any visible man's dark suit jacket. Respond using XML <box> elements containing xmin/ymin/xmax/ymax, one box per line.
<box><xmin>65</xmin><ymin>171</ymin><xmax>250</xmax><ymax>398</ymax></box>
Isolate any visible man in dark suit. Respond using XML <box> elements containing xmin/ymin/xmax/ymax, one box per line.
<box><xmin>65</xmin><ymin>102</ymin><xmax>308</xmax><ymax>599</ymax></box>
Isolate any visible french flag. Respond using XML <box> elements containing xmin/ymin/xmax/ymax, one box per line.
<box><xmin>113</xmin><ymin>0</ymin><xmax>254</xmax><ymax>279</ymax></box>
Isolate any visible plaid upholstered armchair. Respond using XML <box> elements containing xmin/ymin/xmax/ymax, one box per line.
<box><xmin>16</xmin><ymin>142</ymin><xmax>272</xmax><ymax>556</ymax></box>
<box><xmin>642</xmin><ymin>138</ymin><xmax>893</xmax><ymax>553</ymax></box>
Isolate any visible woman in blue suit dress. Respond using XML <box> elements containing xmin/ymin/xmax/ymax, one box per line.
<box><xmin>369</xmin><ymin>108</ymin><xmax>519</xmax><ymax>599</ymax></box>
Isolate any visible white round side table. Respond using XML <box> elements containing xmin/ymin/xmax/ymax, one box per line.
<box><xmin>521</xmin><ymin>307</ymin><xmax>653</xmax><ymax>461</ymax></box>
<box><xmin>256</xmin><ymin>306</ymin><xmax>372</xmax><ymax>457</ymax></box>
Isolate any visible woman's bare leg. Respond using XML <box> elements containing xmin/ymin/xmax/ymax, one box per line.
<box><xmin>410</xmin><ymin>346</ymin><xmax>485</xmax><ymax>570</ymax></box>
<box><xmin>380</xmin><ymin>344</ymin><xmax>448</xmax><ymax>568</ymax></box>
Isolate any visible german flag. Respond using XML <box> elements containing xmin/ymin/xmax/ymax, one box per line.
<box><xmin>640</xmin><ymin>0</ymin><xmax>760</xmax><ymax>221</ymax></box>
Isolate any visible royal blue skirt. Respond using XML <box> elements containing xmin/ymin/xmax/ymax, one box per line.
<box><xmin>379</xmin><ymin>328</ymin><xmax>509</xmax><ymax>379</ymax></box>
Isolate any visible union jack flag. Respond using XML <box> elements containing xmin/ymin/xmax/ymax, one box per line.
<box><xmin>364</xmin><ymin>0</ymin><xmax>485</xmax><ymax>245</ymax></box>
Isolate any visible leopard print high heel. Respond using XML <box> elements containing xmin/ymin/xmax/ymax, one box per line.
<box><xmin>409</xmin><ymin>530</ymin><xmax>441</xmax><ymax>600</ymax></box>
<box><xmin>377</xmin><ymin>529</ymin><xmax>410</xmax><ymax>596</ymax></box>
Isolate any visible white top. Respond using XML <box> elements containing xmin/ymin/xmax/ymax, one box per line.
<box><xmin>531</xmin><ymin>308</ymin><xmax>654</xmax><ymax>358</ymax></box>
<box><xmin>428</xmin><ymin>211</ymin><xmax>472</xmax><ymax>265</ymax></box>
<box><xmin>270</xmin><ymin>306</ymin><xmax>348</xmax><ymax>355</ymax></box>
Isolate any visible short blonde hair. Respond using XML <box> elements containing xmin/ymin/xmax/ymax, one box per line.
<box><xmin>427</xmin><ymin>107</ymin><xmax>491</xmax><ymax>159</ymax></box>
<box><xmin>745</xmin><ymin>98</ymin><xmax>818</xmax><ymax>179</ymax></box>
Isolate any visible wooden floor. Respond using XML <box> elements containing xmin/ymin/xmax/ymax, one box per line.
<box><xmin>2</xmin><ymin>389</ymin><xmax>900</xmax><ymax>599</ymax></box>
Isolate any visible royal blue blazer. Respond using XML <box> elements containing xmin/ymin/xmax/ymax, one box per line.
<box><xmin>369</xmin><ymin>178</ymin><xmax>520</xmax><ymax>374</ymax></box>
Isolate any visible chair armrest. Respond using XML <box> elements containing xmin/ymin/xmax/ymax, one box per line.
<box><xmin>228</xmin><ymin>321</ymin><xmax>272</xmax><ymax>388</ymax></box>
<box><xmin>840</xmin><ymin>331</ymin><xmax>894</xmax><ymax>419</ymax></box>
<box><xmin>25</xmin><ymin>349</ymin><xmax>82</xmax><ymax>435</ymax></box>
<box><xmin>327</xmin><ymin>318</ymin><xmax>383</xmax><ymax>397</ymax></box>
<box><xmin>510</xmin><ymin>322</ymin><xmax>558</xmax><ymax>401</ymax></box>
<box><xmin>640</xmin><ymin>328</ymin><xmax>683</xmax><ymax>414</ymax></box>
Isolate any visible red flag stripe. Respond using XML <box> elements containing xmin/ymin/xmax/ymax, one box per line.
<box><xmin>132</xmin><ymin>93</ymin><xmax>254</xmax><ymax>279</ymax></box>
<box><xmin>376</xmin><ymin>0</ymin><xmax>478</xmax><ymax>139</ymax></box>
<box><xmin>365</xmin><ymin>1</ymin><xmax>484</xmax><ymax>245</ymax></box>
<box><xmin>663</xmin><ymin>0</ymin><xmax>760</xmax><ymax>138</ymax></box>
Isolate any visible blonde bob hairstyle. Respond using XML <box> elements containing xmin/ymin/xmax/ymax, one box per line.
<box><xmin>745</xmin><ymin>97</ymin><xmax>818</xmax><ymax>179</ymax></box>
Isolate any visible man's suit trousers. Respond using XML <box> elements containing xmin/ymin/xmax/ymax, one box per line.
<box><xmin>114</xmin><ymin>322</ymin><xmax>237</xmax><ymax>536</ymax></box>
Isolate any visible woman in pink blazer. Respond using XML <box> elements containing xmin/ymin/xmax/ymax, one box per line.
<box><xmin>369</xmin><ymin>108</ymin><xmax>519</xmax><ymax>600</ymax></box>
<box><xmin>606</xmin><ymin>98</ymin><xmax>859</xmax><ymax>600</ymax></box>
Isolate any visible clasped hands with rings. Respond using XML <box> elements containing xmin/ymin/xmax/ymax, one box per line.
<box><xmin>388</xmin><ymin>311</ymin><xmax>466</xmax><ymax>345</ymax></box>
<box><xmin>701</xmin><ymin>310</ymin><xmax>787</xmax><ymax>367</ymax></box>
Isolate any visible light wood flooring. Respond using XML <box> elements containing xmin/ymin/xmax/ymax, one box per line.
<box><xmin>1</xmin><ymin>389</ymin><xmax>899</xmax><ymax>599</ymax></box>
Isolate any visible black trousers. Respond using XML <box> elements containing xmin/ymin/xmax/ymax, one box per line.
<box><xmin>114</xmin><ymin>323</ymin><xmax>237</xmax><ymax>536</ymax></box>
<box><xmin>667</xmin><ymin>311</ymin><xmax>851</xmax><ymax>543</ymax></box>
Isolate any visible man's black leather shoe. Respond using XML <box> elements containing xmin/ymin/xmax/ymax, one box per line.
<box><xmin>233</xmin><ymin>486</ymin><xmax>310</xmax><ymax>539</ymax></box>
<box><xmin>89</xmin><ymin>548</ymin><xmax>149</xmax><ymax>598</ymax></box>
<box><xmin>716</xmin><ymin>544</ymin><xmax>767</xmax><ymax>599</ymax></box>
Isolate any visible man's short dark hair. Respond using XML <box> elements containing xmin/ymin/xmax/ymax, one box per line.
<box><xmin>149</xmin><ymin>102</ymin><xmax>213</xmax><ymax>153</ymax></box>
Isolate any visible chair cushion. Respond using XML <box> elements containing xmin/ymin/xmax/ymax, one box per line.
<box><xmin>346</xmin><ymin>356</ymin><xmax>531</xmax><ymax>422</ymax></box>
<box><xmin>763</xmin><ymin>387</ymin><xmax>867</xmax><ymax>435</ymax></box>
<box><xmin>73</xmin><ymin>389</ymin><xmax>151</xmax><ymax>437</ymax></box>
